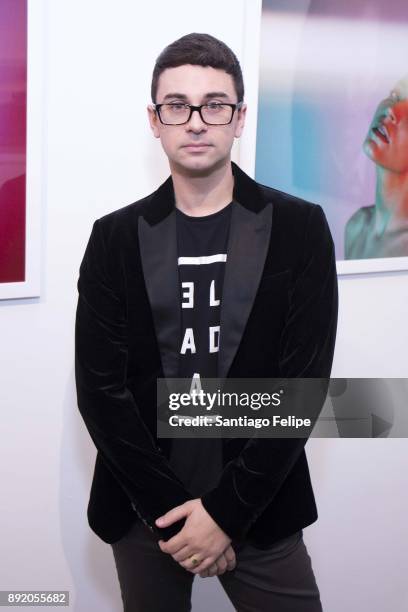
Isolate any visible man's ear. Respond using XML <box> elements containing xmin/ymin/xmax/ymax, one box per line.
<box><xmin>234</xmin><ymin>103</ymin><xmax>247</xmax><ymax>139</ymax></box>
<box><xmin>147</xmin><ymin>104</ymin><xmax>160</xmax><ymax>139</ymax></box>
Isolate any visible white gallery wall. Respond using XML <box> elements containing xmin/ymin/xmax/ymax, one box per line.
<box><xmin>0</xmin><ymin>1</ymin><xmax>407</xmax><ymax>611</ymax></box>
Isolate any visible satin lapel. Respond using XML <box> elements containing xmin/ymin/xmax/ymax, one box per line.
<box><xmin>138</xmin><ymin>210</ymin><xmax>181</xmax><ymax>380</ymax></box>
<box><xmin>218</xmin><ymin>200</ymin><xmax>273</xmax><ymax>379</ymax></box>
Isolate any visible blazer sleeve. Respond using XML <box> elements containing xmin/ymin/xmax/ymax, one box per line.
<box><xmin>75</xmin><ymin>219</ymin><xmax>192</xmax><ymax>539</ymax></box>
<box><xmin>200</xmin><ymin>204</ymin><xmax>339</xmax><ymax>543</ymax></box>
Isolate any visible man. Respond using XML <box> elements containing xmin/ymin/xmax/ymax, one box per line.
<box><xmin>75</xmin><ymin>33</ymin><xmax>338</xmax><ymax>611</ymax></box>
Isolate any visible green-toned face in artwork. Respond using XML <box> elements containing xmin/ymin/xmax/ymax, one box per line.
<box><xmin>345</xmin><ymin>76</ymin><xmax>408</xmax><ymax>260</ymax></box>
<box><xmin>363</xmin><ymin>76</ymin><xmax>408</xmax><ymax>174</ymax></box>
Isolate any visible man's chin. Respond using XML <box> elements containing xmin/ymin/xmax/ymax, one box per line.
<box><xmin>171</xmin><ymin>156</ymin><xmax>227</xmax><ymax>178</ymax></box>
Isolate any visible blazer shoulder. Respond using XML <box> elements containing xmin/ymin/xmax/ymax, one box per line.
<box><xmin>89</xmin><ymin>190</ymin><xmax>156</xmax><ymax>246</ymax></box>
<box><xmin>97</xmin><ymin>191</ymin><xmax>153</xmax><ymax>227</ymax></box>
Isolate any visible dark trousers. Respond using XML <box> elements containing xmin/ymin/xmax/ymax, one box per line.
<box><xmin>111</xmin><ymin>519</ymin><xmax>323</xmax><ymax>612</ymax></box>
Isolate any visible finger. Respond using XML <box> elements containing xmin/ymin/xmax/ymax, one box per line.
<box><xmin>155</xmin><ymin>502</ymin><xmax>191</xmax><ymax>529</ymax></box>
<box><xmin>189</xmin><ymin>556</ymin><xmax>215</xmax><ymax>574</ymax></box>
<box><xmin>171</xmin><ymin>545</ymin><xmax>192</xmax><ymax>563</ymax></box>
<box><xmin>158</xmin><ymin>532</ymin><xmax>189</xmax><ymax>555</ymax></box>
<box><xmin>179</xmin><ymin>552</ymin><xmax>204</xmax><ymax>571</ymax></box>
<box><xmin>158</xmin><ymin>524</ymin><xmax>195</xmax><ymax>554</ymax></box>
<box><xmin>223</xmin><ymin>546</ymin><xmax>236</xmax><ymax>570</ymax></box>
<box><xmin>207</xmin><ymin>562</ymin><xmax>219</xmax><ymax>577</ymax></box>
<box><xmin>214</xmin><ymin>554</ymin><xmax>228</xmax><ymax>575</ymax></box>
<box><xmin>181</xmin><ymin>555</ymin><xmax>210</xmax><ymax>573</ymax></box>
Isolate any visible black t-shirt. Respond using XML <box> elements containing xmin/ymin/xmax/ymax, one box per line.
<box><xmin>168</xmin><ymin>201</ymin><xmax>233</xmax><ymax>498</ymax></box>
<box><xmin>168</xmin><ymin>200</ymin><xmax>293</xmax><ymax>552</ymax></box>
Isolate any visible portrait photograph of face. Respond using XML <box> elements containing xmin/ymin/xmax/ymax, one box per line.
<box><xmin>255</xmin><ymin>0</ymin><xmax>408</xmax><ymax>272</ymax></box>
<box><xmin>345</xmin><ymin>76</ymin><xmax>408</xmax><ymax>259</ymax></box>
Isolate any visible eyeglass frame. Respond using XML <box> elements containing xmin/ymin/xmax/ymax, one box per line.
<box><xmin>152</xmin><ymin>101</ymin><xmax>244</xmax><ymax>125</ymax></box>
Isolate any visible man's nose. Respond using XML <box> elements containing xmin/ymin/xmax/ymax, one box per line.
<box><xmin>186</xmin><ymin>108</ymin><xmax>207</xmax><ymax>131</ymax></box>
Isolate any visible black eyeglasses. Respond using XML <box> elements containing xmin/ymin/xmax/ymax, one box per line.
<box><xmin>153</xmin><ymin>101</ymin><xmax>244</xmax><ymax>125</ymax></box>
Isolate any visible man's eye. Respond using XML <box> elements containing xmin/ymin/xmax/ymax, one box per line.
<box><xmin>205</xmin><ymin>103</ymin><xmax>226</xmax><ymax>112</ymax></box>
<box><xmin>169</xmin><ymin>103</ymin><xmax>187</xmax><ymax>111</ymax></box>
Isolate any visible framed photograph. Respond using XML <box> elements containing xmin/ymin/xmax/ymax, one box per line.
<box><xmin>240</xmin><ymin>0</ymin><xmax>408</xmax><ymax>275</ymax></box>
<box><xmin>0</xmin><ymin>0</ymin><xmax>44</xmax><ymax>299</ymax></box>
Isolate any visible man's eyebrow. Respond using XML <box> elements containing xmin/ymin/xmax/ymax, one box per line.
<box><xmin>162</xmin><ymin>91</ymin><xmax>230</xmax><ymax>101</ymax></box>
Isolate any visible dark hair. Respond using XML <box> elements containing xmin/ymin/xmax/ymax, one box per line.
<box><xmin>151</xmin><ymin>33</ymin><xmax>244</xmax><ymax>104</ymax></box>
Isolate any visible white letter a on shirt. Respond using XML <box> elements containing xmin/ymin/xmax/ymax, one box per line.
<box><xmin>180</xmin><ymin>328</ymin><xmax>196</xmax><ymax>354</ymax></box>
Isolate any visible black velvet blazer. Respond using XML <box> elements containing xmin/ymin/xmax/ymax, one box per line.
<box><xmin>74</xmin><ymin>161</ymin><xmax>338</xmax><ymax>548</ymax></box>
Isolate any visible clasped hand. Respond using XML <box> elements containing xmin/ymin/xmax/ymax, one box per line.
<box><xmin>155</xmin><ymin>499</ymin><xmax>236</xmax><ymax>578</ymax></box>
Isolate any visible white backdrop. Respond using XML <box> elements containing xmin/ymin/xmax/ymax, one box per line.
<box><xmin>0</xmin><ymin>1</ymin><xmax>407</xmax><ymax>610</ymax></box>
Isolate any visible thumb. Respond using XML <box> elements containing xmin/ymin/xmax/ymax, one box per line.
<box><xmin>155</xmin><ymin>502</ymin><xmax>192</xmax><ymax>527</ymax></box>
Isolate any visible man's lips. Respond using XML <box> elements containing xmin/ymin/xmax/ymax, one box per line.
<box><xmin>182</xmin><ymin>144</ymin><xmax>212</xmax><ymax>149</ymax></box>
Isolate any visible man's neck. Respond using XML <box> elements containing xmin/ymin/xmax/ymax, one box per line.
<box><xmin>170</xmin><ymin>159</ymin><xmax>234</xmax><ymax>217</ymax></box>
